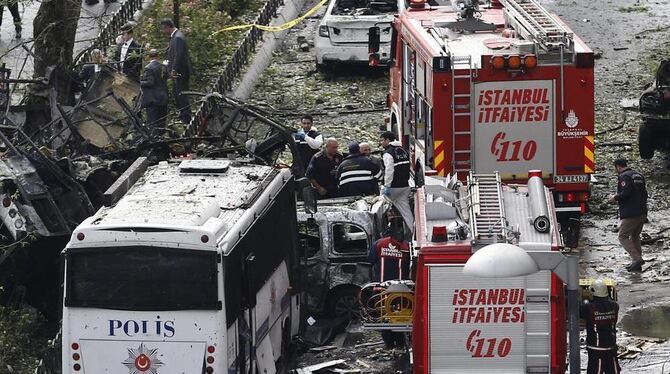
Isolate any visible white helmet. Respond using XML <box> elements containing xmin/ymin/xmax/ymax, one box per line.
<box><xmin>590</xmin><ymin>279</ymin><xmax>609</xmax><ymax>298</ymax></box>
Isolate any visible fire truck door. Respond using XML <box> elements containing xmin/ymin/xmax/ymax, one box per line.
<box><xmin>472</xmin><ymin>80</ymin><xmax>555</xmax><ymax>177</ymax></box>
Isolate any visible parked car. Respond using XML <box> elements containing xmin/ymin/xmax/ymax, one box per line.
<box><xmin>639</xmin><ymin>60</ymin><xmax>670</xmax><ymax>159</ymax></box>
<box><xmin>314</xmin><ymin>0</ymin><xmax>402</xmax><ymax>69</ymax></box>
<box><xmin>297</xmin><ymin>196</ymin><xmax>390</xmax><ymax>319</ymax></box>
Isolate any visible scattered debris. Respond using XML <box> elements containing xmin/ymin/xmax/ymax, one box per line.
<box><xmin>295</xmin><ymin>359</ymin><xmax>346</xmax><ymax>374</ymax></box>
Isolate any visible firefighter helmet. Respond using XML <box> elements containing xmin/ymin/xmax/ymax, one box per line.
<box><xmin>590</xmin><ymin>279</ymin><xmax>609</xmax><ymax>298</ymax></box>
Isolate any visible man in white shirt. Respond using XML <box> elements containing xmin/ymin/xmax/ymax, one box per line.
<box><xmin>115</xmin><ymin>23</ymin><xmax>142</xmax><ymax>81</ymax></box>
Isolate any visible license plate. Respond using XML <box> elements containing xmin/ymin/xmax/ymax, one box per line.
<box><xmin>554</xmin><ymin>174</ymin><xmax>589</xmax><ymax>184</ymax></box>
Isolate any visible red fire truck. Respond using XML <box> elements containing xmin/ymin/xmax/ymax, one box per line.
<box><xmin>412</xmin><ymin>171</ymin><xmax>567</xmax><ymax>373</ymax></box>
<box><xmin>374</xmin><ymin>0</ymin><xmax>594</xmax><ymax>246</ymax></box>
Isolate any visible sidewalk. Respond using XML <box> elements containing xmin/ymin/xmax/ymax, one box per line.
<box><xmin>0</xmin><ymin>0</ymin><xmax>121</xmax><ymax>103</ymax></box>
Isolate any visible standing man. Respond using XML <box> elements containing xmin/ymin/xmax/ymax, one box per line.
<box><xmin>608</xmin><ymin>158</ymin><xmax>648</xmax><ymax>272</ymax></box>
<box><xmin>580</xmin><ymin>279</ymin><xmax>620</xmax><ymax>374</ymax></box>
<box><xmin>115</xmin><ymin>23</ymin><xmax>142</xmax><ymax>81</ymax></box>
<box><xmin>380</xmin><ymin>131</ymin><xmax>414</xmax><ymax>232</ymax></box>
<box><xmin>294</xmin><ymin>114</ymin><xmax>323</xmax><ymax>170</ymax></box>
<box><xmin>0</xmin><ymin>0</ymin><xmax>21</xmax><ymax>39</ymax></box>
<box><xmin>140</xmin><ymin>49</ymin><xmax>169</xmax><ymax>135</ymax></box>
<box><xmin>306</xmin><ymin>138</ymin><xmax>343</xmax><ymax>199</ymax></box>
<box><xmin>337</xmin><ymin>142</ymin><xmax>381</xmax><ymax>197</ymax></box>
<box><xmin>359</xmin><ymin>142</ymin><xmax>372</xmax><ymax>156</ymax></box>
<box><xmin>161</xmin><ymin>18</ymin><xmax>193</xmax><ymax>124</ymax></box>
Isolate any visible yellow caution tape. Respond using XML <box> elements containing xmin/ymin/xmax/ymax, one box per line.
<box><xmin>212</xmin><ymin>0</ymin><xmax>328</xmax><ymax>36</ymax></box>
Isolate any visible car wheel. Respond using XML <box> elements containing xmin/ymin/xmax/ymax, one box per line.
<box><xmin>639</xmin><ymin>123</ymin><xmax>655</xmax><ymax>159</ymax></box>
<box><xmin>327</xmin><ymin>287</ymin><xmax>361</xmax><ymax>320</ymax></box>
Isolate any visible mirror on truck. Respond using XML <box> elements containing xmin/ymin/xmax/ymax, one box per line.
<box><xmin>302</xmin><ymin>185</ymin><xmax>317</xmax><ymax>214</ymax></box>
<box><xmin>368</xmin><ymin>26</ymin><xmax>381</xmax><ymax>67</ymax></box>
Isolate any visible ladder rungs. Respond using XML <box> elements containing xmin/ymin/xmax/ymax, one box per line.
<box><xmin>454</xmin><ymin>112</ymin><xmax>471</xmax><ymax>117</ymax></box>
<box><xmin>454</xmin><ymin>94</ymin><xmax>471</xmax><ymax>98</ymax></box>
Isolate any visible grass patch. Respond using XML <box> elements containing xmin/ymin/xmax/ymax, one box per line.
<box><xmin>618</xmin><ymin>5</ymin><xmax>648</xmax><ymax>13</ymax></box>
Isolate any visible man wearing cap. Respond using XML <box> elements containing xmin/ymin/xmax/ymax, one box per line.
<box><xmin>140</xmin><ymin>49</ymin><xmax>169</xmax><ymax>135</ymax></box>
<box><xmin>115</xmin><ymin>23</ymin><xmax>142</xmax><ymax>81</ymax></box>
<box><xmin>580</xmin><ymin>279</ymin><xmax>620</xmax><ymax>374</ymax></box>
<box><xmin>337</xmin><ymin>142</ymin><xmax>382</xmax><ymax>197</ymax></box>
<box><xmin>161</xmin><ymin>18</ymin><xmax>193</xmax><ymax>124</ymax></box>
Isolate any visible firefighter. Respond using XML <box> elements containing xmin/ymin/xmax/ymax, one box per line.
<box><xmin>336</xmin><ymin>142</ymin><xmax>382</xmax><ymax>197</ymax></box>
<box><xmin>607</xmin><ymin>158</ymin><xmax>648</xmax><ymax>272</ymax></box>
<box><xmin>380</xmin><ymin>131</ymin><xmax>414</xmax><ymax>232</ymax></box>
<box><xmin>294</xmin><ymin>114</ymin><xmax>323</xmax><ymax>170</ymax></box>
<box><xmin>368</xmin><ymin>218</ymin><xmax>410</xmax><ymax>348</ymax></box>
<box><xmin>580</xmin><ymin>279</ymin><xmax>620</xmax><ymax>374</ymax></box>
<box><xmin>306</xmin><ymin>137</ymin><xmax>343</xmax><ymax>199</ymax></box>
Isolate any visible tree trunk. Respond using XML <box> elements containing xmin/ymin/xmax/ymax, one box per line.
<box><xmin>32</xmin><ymin>0</ymin><xmax>82</xmax><ymax>106</ymax></box>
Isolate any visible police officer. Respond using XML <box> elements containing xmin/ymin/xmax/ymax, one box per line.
<box><xmin>306</xmin><ymin>137</ymin><xmax>343</xmax><ymax>199</ymax></box>
<box><xmin>380</xmin><ymin>131</ymin><xmax>414</xmax><ymax>232</ymax></box>
<box><xmin>580</xmin><ymin>279</ymin><xmax>620</xmax><ymax>374</ymax></box>
<box><xmin>608</xmin><ymin>158</ymin><xmax>648</xmax><ymax>272</ymax></box>
<box><xmin>337</xmin><ymin>142</ymin><xmax>382</xmax><ymax>197</ymax></box>
<box><xmin>294</xmin><ymin>114</ymin><xmax>323</xmax><ymax>170</ymax></box>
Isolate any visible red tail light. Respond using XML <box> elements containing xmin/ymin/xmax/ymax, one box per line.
<box><xmin>71</xmin><ymin>342</ymin><xmax>79</xmax><ymax>350</ymax></box>
<box><xmin>528</xmin><ymin>170</ymin><xmax>542</xmax><ymax>178</ymax></box>
<box><xmin>580</xmin><ymin>203</ymin><xmax>587</xmax><ymax>214</ymax></box>
<box><xmin>207</xmin><ymin>345</ymin><xmax>215</xmax><ymax>353</ymax></box>
<box><xmin>565</xmin><ymin>193</ymin><xmax>576</xmax><ymax>202</ymax></box>
<box><xmin>432</xmin><ymin>226</ymin><xmax>447</xmax><ymax>242</ymax></box>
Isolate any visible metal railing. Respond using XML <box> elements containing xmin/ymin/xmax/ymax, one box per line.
<box><xmin>190</xmin><ymin>0</ymin><xmax>284</xmax><ymax>134</ymax></box>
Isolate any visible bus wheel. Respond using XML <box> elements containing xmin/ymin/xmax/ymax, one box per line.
<box><xmin>327</xmin><ymin>286</ymin><xmax>361</xmax><ymax>320</ymax></box>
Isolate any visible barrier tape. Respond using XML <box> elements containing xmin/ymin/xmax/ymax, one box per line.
<box><xmin>212</xmin><ymin>0</ymin><xmax>328</xmax><ymax>36</ymax></box>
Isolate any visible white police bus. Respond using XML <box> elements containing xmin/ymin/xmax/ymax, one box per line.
<box><xmin>62</xmin><ymin>158</ymin><xmax>302</xmax><ymax>374</ymax></box>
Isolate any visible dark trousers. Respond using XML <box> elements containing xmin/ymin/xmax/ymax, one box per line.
<box><xmin>145</xmin><ymin>105</ymin><xmax>168</xmax><ymax>136</ymax></box>
<box><xmin>173</xmin><ymin>77</ymin><xmax>191</xmax><ymax>124</ymax></box>
<box><xmin>587</xmin><ymin>350</ymin><xmax>620</xmax><ymax>374</ymax></box>
<box><xmin>0</xmin><ymin>2</ymin><xmax>21</xmax><ymax>26</ymax></box>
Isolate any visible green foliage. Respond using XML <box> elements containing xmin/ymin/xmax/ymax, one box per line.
<box><xmin>0</xmin><ymin>305</ymin><xmax>49</xmax><ymax>374</ymax></box>
<box><xmin>134</xmin><ymin>0</ymin><xmax>264</xmax><ymax>90</ymax></box>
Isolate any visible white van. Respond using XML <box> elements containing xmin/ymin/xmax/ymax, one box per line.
<box><xmin>315</xmin><ymin>0</ymin><xmax>403</xmax><ymax>68</ymax></box>
<box><xmin>62</xmin><ymin>158</ymin><xmax>302</xmax><ymax>374</ymax></box>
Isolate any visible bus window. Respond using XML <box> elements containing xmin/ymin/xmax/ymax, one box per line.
<box><xmin>298</xmin><ymin>222</ymin><xmax>321</xmax><ymax>258</ymax></box>
<box><xmin>332</xmin><ymin>223</ymin><xmax>368</xmax><ymax>255</ymax></box>
<box><xmin>65</xmin><ymin>247</ymin><xmax>218</xmax><ymax>310</ymax></box>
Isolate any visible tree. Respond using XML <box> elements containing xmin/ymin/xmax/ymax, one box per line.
<box><xmin>31</xmin><ymin>0</ymin><xmax>82</xmax><ymax>105</ymax></box>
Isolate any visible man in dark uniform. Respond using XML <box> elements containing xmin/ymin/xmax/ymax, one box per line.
<box><xmin>306</xmin><ymin>138</ymin><xmax>343</xmax><ymax>199</ymax></box>
<box><xmin>337</xmin><ymin>142</ymin><xmax>382</xmax><ymax>197</ymax></box>
<box><xmin>380</xmin><ymin>131</ymin><xmax>413</xmax><ymax>232</ymax></box>
<box><xmin>0</xmin><ymin>0</ymin><xmax>21</xmax><ymax>39</ymax></box>
<box><xmin>161</xmin><ymin>18</ymin><xmax>193</xmax><ymax>124</ymax></box>
<box><xmin>608</xmin><ymin>158</ymin><xmax>648</xmax><ymax>272</ymax></box>
<box><xmin>580</xmin><ymin>279</ymin><xmax>620</xmax><ymax>374</ymax></box>
<box><xmin>140</xmin><ymin>49</ymin><xmax>169</xmax><ymax>135</ymax></box>
<box><xmin>294</xmin><ymin>114</ymin><xmax>323</xmax><ymax>170</ymax></box>
<box><xmin>115</xmin><ymin>23</ymin><xmax>142</xmax><ymax>81</ymax></box>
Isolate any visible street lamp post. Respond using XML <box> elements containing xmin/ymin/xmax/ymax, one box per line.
<box><xmin>463</xmin><ymin>243</ymin><xmax>580</xmax><ymax>374</ymax></box>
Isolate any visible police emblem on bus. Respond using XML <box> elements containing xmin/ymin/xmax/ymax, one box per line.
<box><xmin>565</xmin><ymin>110</ymin><xmax>579</xmax><ymax>128</ymax></box>
<box><xmin>122</xmin><ymin>343</ymin><xmax>164</xmax><ymax>374</ymax></box>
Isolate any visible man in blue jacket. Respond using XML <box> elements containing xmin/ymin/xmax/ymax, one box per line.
<box><xmin>337</xmin><ymin>143</ymin><xmax>382</xmax><ymax>197</ymax></box>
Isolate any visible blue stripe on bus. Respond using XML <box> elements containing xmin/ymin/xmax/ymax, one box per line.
<box><xmin>255</xmin><ymin>317</ymin><xmax>269</xmax><ymax>342</ymax></box>
<box><xmin>281</xmin><ymin>292</ymin><xmax>291</xmax><ymax>312</ymax></box>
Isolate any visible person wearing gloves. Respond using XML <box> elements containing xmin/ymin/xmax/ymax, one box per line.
<box><xmin>294</xmin><ymin>114</ymin><xmax>323</xmax><ymax>169</ymax></box>
<box><xmin>380</xmin><ymin>131</ymin><xmax>414</xmax><ymax>232</ymax></box>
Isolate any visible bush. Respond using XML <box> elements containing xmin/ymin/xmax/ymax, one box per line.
<box><xmin>134</xmin><ymin>0</ymin><xmax>264</xmax><ymax>90</ymax></box>
<box><xmin>0</xmin><ymin>305</ymin><xmax>50</xmax><ymax>374</ymax></box>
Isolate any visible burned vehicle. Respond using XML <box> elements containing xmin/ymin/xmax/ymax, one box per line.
<box><xmin>639</xmin><ymin>60</ymin><xmax>670</xmax><ymax>159</ymax></box>
<box><xmin>297</xmin><ymin>196</ymin><xmax>390</xmax><ymax>319</ymax></box>
<box><xmin>315</xmin><ymin>0</ymin><xmax>402</xmax><ymax>68</ymax></box>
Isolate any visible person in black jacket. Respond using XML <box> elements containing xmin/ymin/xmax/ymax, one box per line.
<box><xmin>380</xmin><ymin>131</ymin><xmax>413</xmax><ymax>232</ymax></box>
<box><xmin>294</xmin><ymin>114</ymin><xmax>323</xmax><ymax>170</ymax></box>
<box><xmin>140</xmin><ymin>49</ymin><xmax>169</xmax><ymax>135</ymax></box>
<box><xmin>0</xmin><ymin>0</ymin><xmax>21</xmax><ymax>39</ymax></box>
<box><xmin>115</xmin><ymin>23</ymin><xmax>142</xmax><ymax>81</ymax></box>
<box><xmin>337</xmin><ymin>143</ymin><xmax>382</xmax><ymax>197</ymax></box>
<box><xmin>580</xmin><ymin>279</ymin><xmax>620</xmax><ymax>374</ymax></box>
<box><xmin>161</xmin><ymin>18</ymin><xmax>193</xmax><ymax>124</ymax></box>
<box><xmin>608</xmin><ymin>158</ymin><xmax>648</xmax><ymax>272</ymax></box>
<box><xmin>306</xmin><ymin>138</ymin><xmax>343</xmax><ymax>199</ymax></box>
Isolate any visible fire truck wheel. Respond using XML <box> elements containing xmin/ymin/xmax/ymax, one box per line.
<box><xmin>327</xmin><ymin>286</ymin><xmax>361</xmax><ymax>320</ymax></box>
<box><xmin>638</xmin><ymin>123</ymin><xmax>655</xmax><ymax>159</ymax></box>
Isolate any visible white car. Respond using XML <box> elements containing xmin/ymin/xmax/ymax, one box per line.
<box><xmin>315</xmin><ymin>0</ymin><xmax>402</xmax><ymax>68</ymax></box>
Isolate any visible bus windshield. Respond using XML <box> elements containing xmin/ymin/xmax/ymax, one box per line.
<box><xmin>65</xmin><ymin>246</ymin><xmax>218</xmax><ymax>311</ymax></box>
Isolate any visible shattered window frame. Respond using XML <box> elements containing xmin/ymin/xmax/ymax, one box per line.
<box><xmin>330</xmin><ymin>222</ymin><xmax>370</xmax><ymax>256</ymax></box>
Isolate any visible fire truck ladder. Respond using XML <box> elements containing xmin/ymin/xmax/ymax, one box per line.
<box><xmin>502</xmin><ymin>0</ymin><xmax>573</xmax><ymax>52</ymax></box>
<box><xmin>451</xmin><ymin>55</ymin><xmax>476</xmax><ymax>174</ymax></box>
<box><xmin>467</xmin><ymin>172</ymin><xmax>507</xmax><ymax>244</ymax></box>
